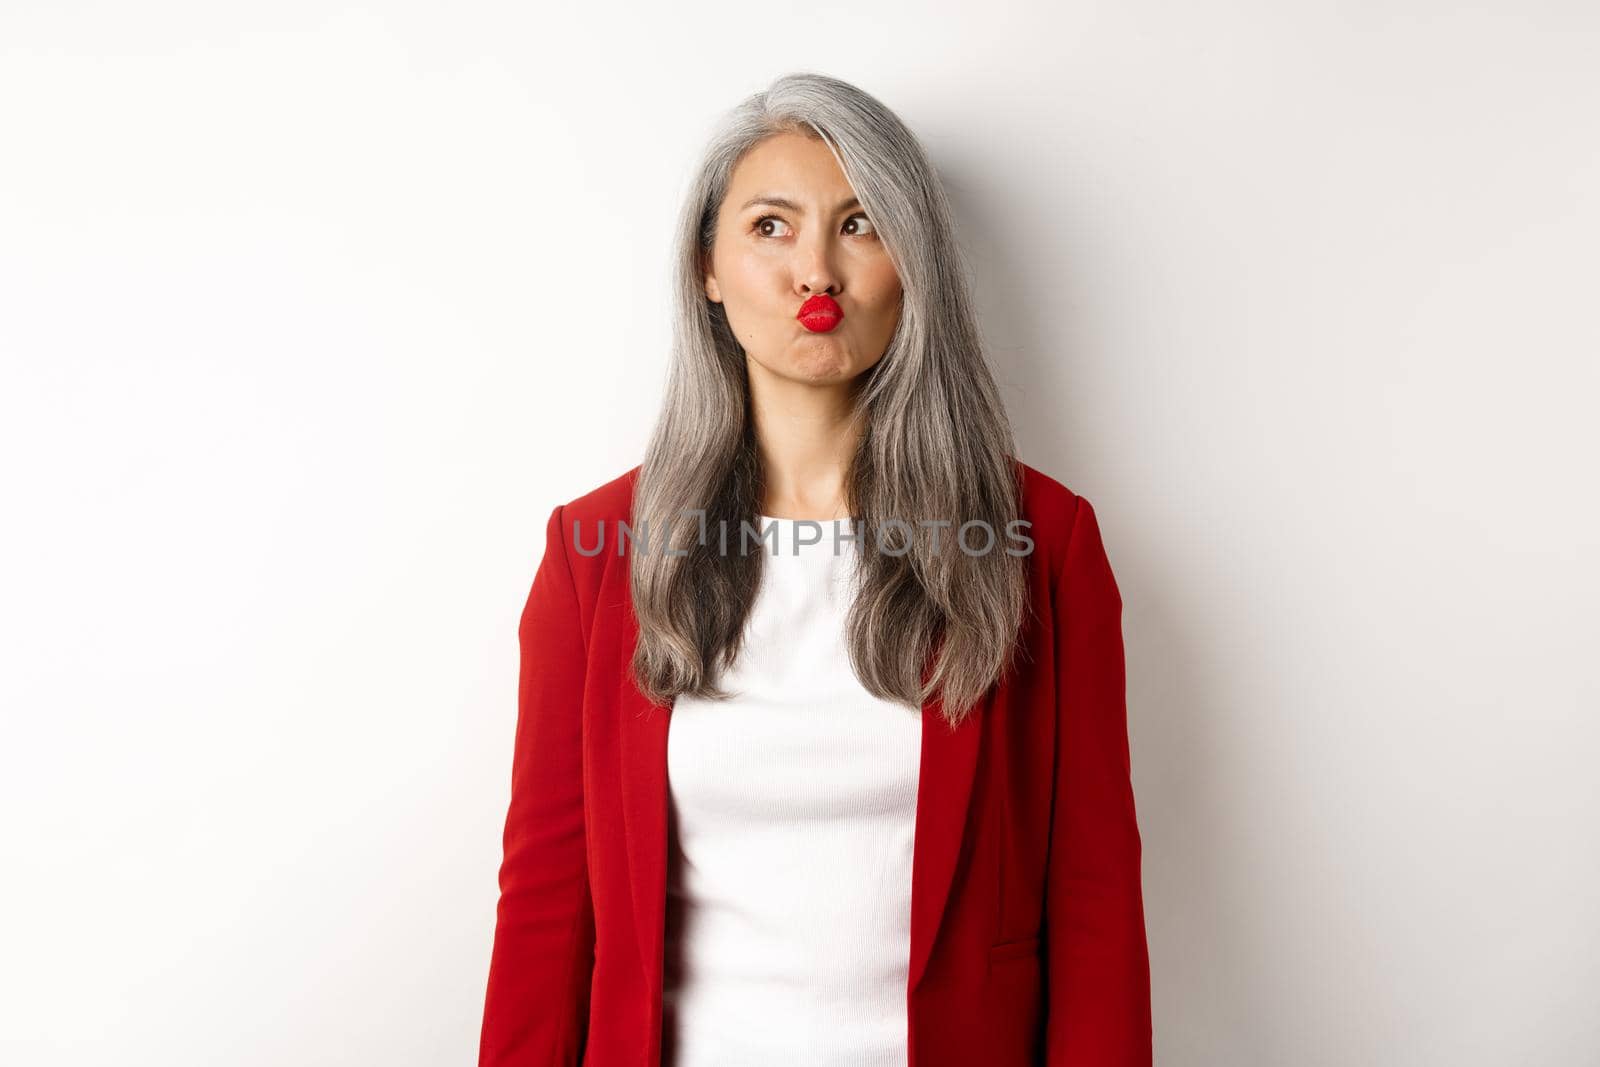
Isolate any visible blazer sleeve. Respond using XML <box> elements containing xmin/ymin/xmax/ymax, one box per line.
<box><xmin>1044</xmin><ymin>495</ymin><xmax>1154</xmax><ymax>1065</ymax></box>
<box><xmin>479</xmin><ymin>504</ymin><xmax>595</xmax><ymax>1067</ymax></box>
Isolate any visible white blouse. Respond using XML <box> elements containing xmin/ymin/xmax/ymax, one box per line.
<box><xmin>662</xmin><ymin>516</ymin><xmax>924</xmax><ymax>1066</ymax></box>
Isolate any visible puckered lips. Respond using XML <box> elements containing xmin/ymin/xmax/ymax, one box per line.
<box><xmin>796</xmin><ymin>293</ymin><xmax>844</xmax><ymax>333</ymax></box>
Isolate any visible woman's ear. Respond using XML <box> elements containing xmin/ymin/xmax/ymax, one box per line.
<box><xmin>702</xmin><ymin>254</ymin><xmax>722</xmax><ymax>303</ymax></box>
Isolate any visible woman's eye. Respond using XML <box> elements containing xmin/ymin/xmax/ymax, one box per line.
<box><xmin>752</xmin><ymin>215</ymin><xmax>791</xmax><ymax>238</ymax></box>
<box><xmin>844</xmin><ymin>213</ymin><xmax>877</xmax><ymax>237</ymax></box>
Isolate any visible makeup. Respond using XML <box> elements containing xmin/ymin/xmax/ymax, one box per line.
<box><xmin>796</xmin><ymin>293</ymin><xmax>844</xmax><ymax>333</ymax></box>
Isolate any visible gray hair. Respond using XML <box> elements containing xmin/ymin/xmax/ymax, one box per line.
<box><xmin>630</xmin><ymin>71</ymin><xmax>1028</xmax><ymax>729</ymax></box>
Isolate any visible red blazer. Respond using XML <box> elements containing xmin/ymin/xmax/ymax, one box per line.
<box><xmin>479</xmin><ymin>461</ymin><xmax>1152</xmax><ymax>1066</ymax></box>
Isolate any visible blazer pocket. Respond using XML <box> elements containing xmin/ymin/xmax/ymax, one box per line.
<box><xmin>988</xmin><ymin>933</ymin><xmax>1042</xmax><ymax>963</ymax></box>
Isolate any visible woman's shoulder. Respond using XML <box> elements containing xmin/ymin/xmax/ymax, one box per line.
<box><xmin>1012</xmin><ymin>458</ymin><xmax>1098</xmax><ymax>587</ymax></box>
<box><xmin>554</xmin><ymin>463</ymin><xmax>641</xmax><ymax>526</ymax></box>
<box><xmin>532</xmin><ymin>465</ymin><xmax>641</xmax><ymax>589</ymax></box>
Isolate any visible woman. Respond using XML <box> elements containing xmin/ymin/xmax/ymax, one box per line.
<box><xmin>479</xmin><ymin>72</ymin><xmax>1151</xmax><ymax>1067</ymax></box>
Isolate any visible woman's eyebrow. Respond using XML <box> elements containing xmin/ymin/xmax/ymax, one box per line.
<box><xmin>738</xmin><ymin>194</ymin><xmax>863</xmax><ymax>214</ymax></box>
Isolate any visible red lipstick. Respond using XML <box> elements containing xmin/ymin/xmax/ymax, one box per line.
<box><xmin>796</xmin><ymin>294</ymin><xmax>844</xmax><ymax>333</ymax></box>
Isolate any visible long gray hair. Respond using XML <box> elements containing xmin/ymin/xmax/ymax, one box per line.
<box><xmin>630</xmin><ymin>71</ymin><xmax>1029</xmax><ymax>729</ymax></box>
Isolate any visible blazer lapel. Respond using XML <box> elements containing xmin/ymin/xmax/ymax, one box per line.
<box><xmin>907</xmin><ymin>691</ymin><xmax>984</xmax><ymax>992</ymax></box>
<box><xmin>617</xmin><ymin>599</ymin><xmax>671</xmax><ymax>1000</ymax></box>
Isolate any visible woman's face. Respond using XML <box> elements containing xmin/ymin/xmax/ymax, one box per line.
<box><xmin>704</xmin><ymin>131</ymin><xmax>904</xmax><ymax>387</ymax></box>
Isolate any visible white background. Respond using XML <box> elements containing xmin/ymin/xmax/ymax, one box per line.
<box><xmin>2</xmin><ymin>2</ymin><xmax>1596</xmax><ymax>1064</ymax></box>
